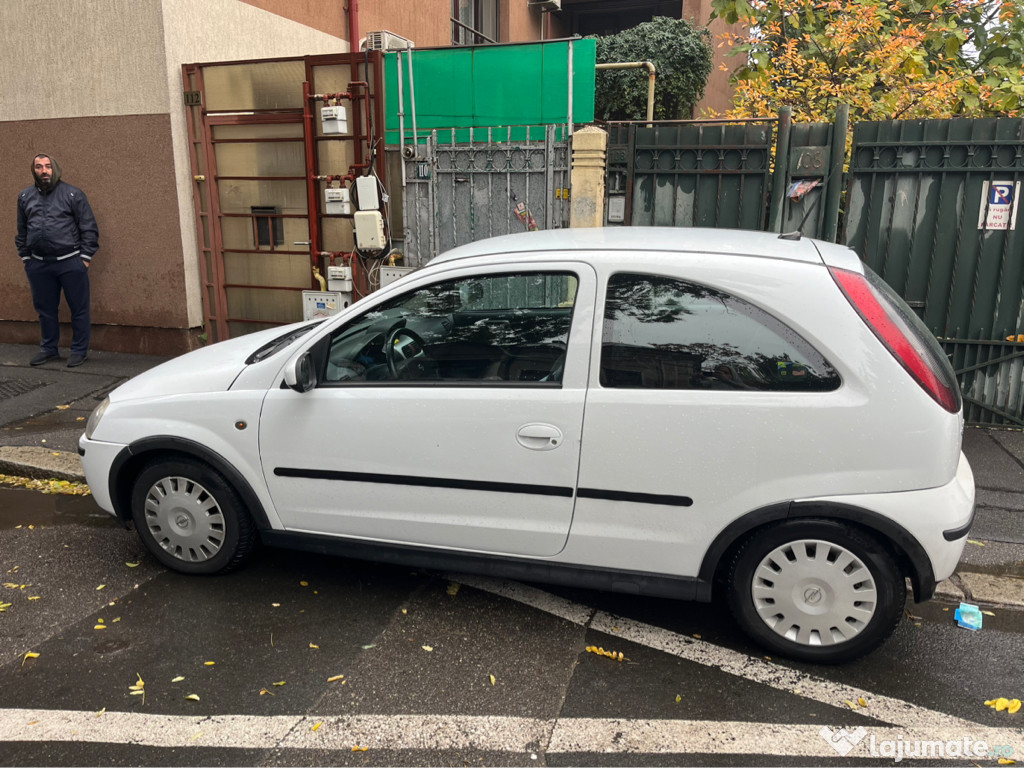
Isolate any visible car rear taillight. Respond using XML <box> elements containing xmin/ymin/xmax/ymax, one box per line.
<box><xmin>829</xmin><ymin>266</ymin><xmax>961</xmax><ymax>413</ymax></box>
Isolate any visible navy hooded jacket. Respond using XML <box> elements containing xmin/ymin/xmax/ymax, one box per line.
<box><xmin>15</xmin><ymin>154</ymin><xmax>99</xmax><ymax>262</ymax></box>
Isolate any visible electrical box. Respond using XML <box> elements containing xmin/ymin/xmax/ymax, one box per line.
<box><xmin>324</xmin><ymin>187</ymin><xmax>351</xmax><ymax>215</ymax></box>
<box><xmin>607</xmin><ymin>196</ymin><xmax>626</xmax><ymax>223</ymax></box>
<box><xmin>354</xmin><ymin>210</ymin><xmax>386</xmax><ymax>250</ymax></box>
<box><xmin>380</xmin><ymin>266</ymin><xmax>414</xmax><ymax>288</ymax></box>
<box><xmin>326</xmin><ymin>264</ymin><xmax>353</xmax><ymax>293</ymax></box>
<box><xmin>320</xmin><ymin>105</ymin><xmax>348</xmax><ymax>135</ymax></box>
<box><xmin>302</xmin><ymin>291</ymin><xmax>343</xmax><ymax>320</ymax></box>
<box><xmin>355</xmin><ymin>175</ymin><xmax>380</xmax><ymax>211</ymax></box>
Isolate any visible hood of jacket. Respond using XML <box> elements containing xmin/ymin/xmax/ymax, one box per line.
<box><xmin>31</xmin><ymin>153</ymin><xmax>62</xmax><ymax>193</ymax></box>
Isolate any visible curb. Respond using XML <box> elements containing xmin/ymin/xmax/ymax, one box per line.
<box><xmin>0</xmin><ymin>446</ymin><xmax>85</xmax><ymax>483</ymax></box>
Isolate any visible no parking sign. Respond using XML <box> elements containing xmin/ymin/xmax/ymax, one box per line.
<box><xmin>978</xmin><ymin>180</ymin><xmax>1020</xmax><ymax>230</ymax></box>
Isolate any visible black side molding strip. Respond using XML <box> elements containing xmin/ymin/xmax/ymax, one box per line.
<box><xmin>943</xmin><ymin>504</ymin><xmax>976</xmax><ymax>541</ymax></box>
<box><xmin>274</xmin><ymin>467</ymin><xmax>574</xmax><ymax>499</ymax></box>
<box><xmin>577</xmin><ymin>488</ymin><xmax>693</xmax><ymax>507</ymax></box>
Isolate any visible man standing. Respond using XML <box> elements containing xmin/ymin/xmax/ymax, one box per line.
<box><xmin>15</xmin><ymin>154</ymin><xmax>98</xmax><ymax>367</ymax></box>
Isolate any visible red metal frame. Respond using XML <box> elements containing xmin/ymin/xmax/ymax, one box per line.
<box><xmin>185</xmin><ymin>51</ymin><xmax>387</xmax><ymax>339</ymax></box>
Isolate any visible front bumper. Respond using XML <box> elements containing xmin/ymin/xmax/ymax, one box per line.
<box><xmin>78</xmin><ymin>434</ymin><xmax>127</xmax><ymax>519</ymax></box>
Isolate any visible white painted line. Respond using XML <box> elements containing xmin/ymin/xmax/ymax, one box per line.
<box><xmin>446</xmin><ymin>574</ymin><xmax>595</xmax><ymax>625</ymax></box>
<box><xmin>1</xmin><ymin>710</ymin><xmax>1019</xmax><ymax>758</ymax></box>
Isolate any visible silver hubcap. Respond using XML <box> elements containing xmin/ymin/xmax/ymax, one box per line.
<box><xmin>751</xmin><ymin>539</ymin><xmax>877</xmax><ymax>647</ymax></box>
<box><xmin>144</xmin><ymin>476</ymin><xmax>225</xmax><ymax>562</ymax></box>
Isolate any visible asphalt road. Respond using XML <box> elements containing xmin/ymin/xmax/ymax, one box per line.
<box><xmin>0</xmin><ymin>487</ymin><xmax>1022</xmax><ymax>766</ymax></box>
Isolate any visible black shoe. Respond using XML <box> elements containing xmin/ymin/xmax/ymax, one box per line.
<box><xmin>30</xmin><ymin>352</ymin><xmax>60</xmax><ymax>366</ymax></box>
<box><xmin>67</xmin><ymin>353</ymin><xmax>87</xmax><ymax>368</ymax></box>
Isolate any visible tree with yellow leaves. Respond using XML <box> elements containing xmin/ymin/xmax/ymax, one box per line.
<box><xmin>711</xmin><ymin>0</ymin><xmax>1024</xmax><ymax>121</ymax></box>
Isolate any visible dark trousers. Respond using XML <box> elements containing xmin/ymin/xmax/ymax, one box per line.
<box><xmin>24</xmin><ymin>257</ymin><xmax>91</xmax><ymax>356</ymax></box>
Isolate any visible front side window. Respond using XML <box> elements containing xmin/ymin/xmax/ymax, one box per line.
<box><xmin>322</xmin><ymin>272</ymin><xmax>576</xmax><ymax>385</ymax></box>
<box><xmin>600</xmin><ymin>273</ymin><xmax>840</xmax><ymax>391</ymax></box>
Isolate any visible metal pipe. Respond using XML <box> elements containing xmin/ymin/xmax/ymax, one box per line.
<box><xmin>396</xmin><ymin>50</ymin><xmax>407</xmax><ymax>186</ymax></box>
<box><xmin>407</xmin><ymin>42</ymin><xmax>419</xmax><ymax>161</ymax></box>
<box><xmin>348</xmin><ymin>0</ymin><xmax>359</xmax><ymax>54</ymax></box>
<box><xmin>595</xmin><ymin>61</ymin><xmax>656</xmax><ymax>123</ymax></box>
<box><xmin>302</xmin><ymin>80</ymin><xmax>322</xmax><ymax>288</ymax></box>
<box><xmin>568</xmin><ymin>40</ymin><xmax>574</xmax><ymax>135</ymax></box>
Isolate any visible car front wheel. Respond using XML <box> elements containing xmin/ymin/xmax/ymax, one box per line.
<box><xmin>130</xmin><ymin>457</ymin><xmax>257</xmax><ymax>575</ymax></box>
<box><xmin>727</xmin><ymin>520</ymin><xmax>905</xmax><ymax>663</ymax></box>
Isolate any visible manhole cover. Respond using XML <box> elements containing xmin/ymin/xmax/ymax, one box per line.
<box><xmin>0</xmin><ymin>378</ymin><xmax>46</xmax><ymax>401</ymax></box>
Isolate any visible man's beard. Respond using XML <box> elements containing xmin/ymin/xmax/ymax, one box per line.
<box><xmin>33</xmin><ymin>172</ymin><xmax>51</xmax><ymax>189</ymax></box>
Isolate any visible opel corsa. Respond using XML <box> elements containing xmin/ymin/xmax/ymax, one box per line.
<box><xmin>80</xmin><ymin>228</ymin><xmax>975</xmax><ymax>663</ymax></box>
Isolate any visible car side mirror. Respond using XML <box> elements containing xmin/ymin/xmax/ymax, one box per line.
<box><xmin>284</xmin><ymin>351</ymin><xmax>317</xmax><ymax>393</ymax></box>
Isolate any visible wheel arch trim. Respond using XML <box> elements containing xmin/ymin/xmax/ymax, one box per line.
<box><xmin>108</xmin><ymin>437</ymin><xmax>273</xmax><ymax>532</ymax></box>
<box><xmin>697</xmin><ymin>500</ymin><xmax>937</xmax><ymax>602</ymax></box>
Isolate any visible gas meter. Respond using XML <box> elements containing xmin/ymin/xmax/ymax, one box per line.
<box><xmin>320</xmin><ymin>105</ymin><xmax>348</xmax><ymax>135</ymax></box>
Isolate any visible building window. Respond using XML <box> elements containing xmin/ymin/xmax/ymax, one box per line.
<box><xmin>251</xmin><ymin>206</ymin><xmax>284</xmax><ymax>248</ymax></box>
<box><xmin>452</xmin><ymin>0</ymin><xmax>499</xmax><ymax>45</ymax></box>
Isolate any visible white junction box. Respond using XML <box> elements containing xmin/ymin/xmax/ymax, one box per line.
<box><xmin>380</xmin><ymin>266</ymin><xmax>414</xmax><ymax>288</ymax></box>
<box><xmin>354</xmin><ymin>175</ymin><xmax>380</xmax><ymax>210</ymax></box>
<box><xmin>324</xmin><ymin>187</ymin><xmax>351</xmax><ymax>215</ymax></box>
<box><xmin>302</xmin><ymin>291</ymin><xmax>343</xmax><ymax>320</ymax></box>
<box><xmin>326</xmin><ymin>264</ymin><xmax>353</xmax><ymax>292</ymax></box>
<box><xmin>320</xmin><ymin>105</ymin><xmax>348</xmax><ymax>135</ymax></box>
<box><xmin>354</xmin><ymin>210</ymin><xmax>386</xmax><ymax>250</ymax></box>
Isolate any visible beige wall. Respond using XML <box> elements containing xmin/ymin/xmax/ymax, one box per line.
<box><xmin>359</xmin><ymin>0</ymin><xmax>452</xmax><ymax>47</ymax></box>
<box><xmin>240</xmin><ymin>0</ymin><xmax>348</xmax><ymax>37</ymax></box>
<box><xmin>0</xmin><ymin>0</ymin><xmax>169</xmax><ymax>122</ymax></box>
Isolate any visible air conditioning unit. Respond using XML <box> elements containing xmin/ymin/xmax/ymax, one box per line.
<box><xmin>363</xmin><ymin>31</ymin><xmax>415</xmax><ymax>51</ymax></box>
<box><xmin>528</xmin><ymin>0</ymin><xmax>561</xmax><ymax>10</ymax></box>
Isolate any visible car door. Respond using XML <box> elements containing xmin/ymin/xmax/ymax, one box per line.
<box><xmin>258</xmin><ymin>261</ymin><xmax>595</xmax><ymax>557</ymax></box>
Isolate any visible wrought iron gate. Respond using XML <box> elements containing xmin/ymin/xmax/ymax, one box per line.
<box><xmin>845</xmin><ymin>118</ymin><xmax>1024</xmax><ymax>427</ymax></box>
<box><xmin>400</xmin><ymin>125</ymin><xmax>571</xmax><ymax>266</ymax></box>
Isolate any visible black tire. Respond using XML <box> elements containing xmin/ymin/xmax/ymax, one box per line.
<box><xmin>130</xmin><ymin>457</ymin><xmax>257</xmax><ymax>575</ymax></box>
<box><xmin>726</xmin><ymin>519</ymin><xmax>904</xmax><ymax>663</ymax></box>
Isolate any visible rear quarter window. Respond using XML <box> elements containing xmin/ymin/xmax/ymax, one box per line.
<box><xmin>600</xmin><ymin>273</ymin><xmax>841</xmax><ymax>392</ymax></box>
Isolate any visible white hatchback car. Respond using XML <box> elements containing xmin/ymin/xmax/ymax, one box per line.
<box><xmin>80</xmin><ymin>228</ymin><xmax>974</xmax><ymax>663</ymax></box>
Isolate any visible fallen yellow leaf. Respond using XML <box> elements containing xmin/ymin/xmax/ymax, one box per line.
<box><xmin>998</xmin><ymin>759</ymin><xmax>1015</xmax><ymax>766</ymax></box>
<box><xmin>995</xmin><ymin>698</ymin><xmax>1010</xmax><ymax>711</ymax></box>
<box><xmin>22</xmin><ymin>651</ymin><xmax>39</xmax><ymax>667</ymax></box>
<box><xmin>967</xmin><ymin>539</ymin><xmax>986</xmax><ymax>546</ymax></box>
<box><xmin>259</xmin><ymin>688</ymin><xmax>273</xmax><ymax>696</ymax></box>
<box><xmin>858</xmin><ymin>697</ymin><xmax>867</xmax><ymax>707</ymax></box>
<box><xmin>675</xmin><ymin>694</ymin><xmax>682</xmax><ymax>703</ymax></box>
<box><xmin>94</xmin><ymin>624</ymin><xmax>106</xmax><ymax>630</ymax></box>
<box><xmin>489</xmin><ymin>674</ymin><xmax>496</xmax><ymax>686</ymax></box>
<box><xmin>273</xmin><ymin>681</ymin><xmax>286</xmax><ymax>686</ymax></box>
<box><xmin>312</xmin><ymin>722</ymin><xmax>322</xmax><ymax>732</ymax></box>
<box><xmin>844</xmin><ymin>700</ymin><xmax>858</xmax><ymax>710</ymax></box>
<box><xmin>96</xmin><ymin>585</ymin><xmax>106</xmax><ymax>591</ymax></box>
<box><xmin>172</xmin><ymin>676</ymin><xmax>185</xmax><ymax>683</ymax></box>
<box><xmin>28</xmin><ymin>596</ymin><xmax>41</xmax><ymax>601</ymax></box>
<box><xmin>271</xmin><ymin>603</ymin><xmax>281</xmax><ymax>607</ymax></box>
<box><xmin>300</xmin><ymin>581</ymin><xmax>309</xmax><ymax>587</ymax></box>
<box><xmin>96</xmin><ymin>708</ymin><xmax>105</xmax><ymax>717</ymax></box>
<box><xmin>309</xmin><ymin>643</ymin><xmax>319</xmax><ymax>649</ymax></box>
<box><xmin>204</xmin><ymin>661</ymin><xmax>215</xmax><ymax>666</ymax></box>
<box><xmin>447</xmin><ymin>583</ymin><xmax>460</xmax><ymax>596</ymax></box>
<box><xmin>352</xmin><ymin>746</ymin><xmax>368</xmax><ymax>752</ymax></box>
<box><xmin>56</xmin><ymin>405</ymin><xmax>70</xmax><ymax>410</ymax></box>
<box><xmin>125</xmin><ymin>562</ymin><xmax>140</xmax><ymax>568</ymax></box>
<box><xmin>422</xmin><ymin>645</ymin><xmax>433</xmax><ymax>652</ymax></box>
<box><xmin>327</xmin><ymin>674</ymin><xmax>344</xmax><ymax>682</ymax></box>
<box><xmin>185</xmin><ymin>694</ymin><xmax>200</xmax><ymax>701</ymax></box>
<box><xmin>982</xmin><ymin>610</ymin><xmax>995</xmax><ymax>617</ymax></box>
<box><xmin>1009</xmin><ymin>699</ymin><xmax>1022</xmax><ymax>714</ymax></box>
<box><xmin>129</xmin><ymin>690</ymin><xmax>144</xmax><ymax>696</ymax></box>
<box><xmin>76</xmin><ymin>416</ymin><xmax>85</xmax><ymax>422</ymax></box>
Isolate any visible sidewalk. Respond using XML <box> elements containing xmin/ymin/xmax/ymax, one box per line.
<box><xmin>0</xmin><ymin>341</ymin><xmax>1021</xmax><ymax>607</ymax></box>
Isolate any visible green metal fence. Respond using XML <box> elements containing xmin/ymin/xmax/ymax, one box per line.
<box><xmin>844</xmin><ymin>118</ymin><xmax>1024</xmax><ymax>427</ymax></box>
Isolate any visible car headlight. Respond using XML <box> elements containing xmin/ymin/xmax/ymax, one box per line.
<box><xmin>85</xmin><ymin>397</ymin><xmax>110</xmax><ymax>440</ymax></box>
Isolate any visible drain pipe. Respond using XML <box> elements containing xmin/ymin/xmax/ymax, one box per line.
<box><xmin>348</xmin><ymin>0</ymin><xmax>359</xmax><ymax>53</ymax></box>
<box><xmin>595</xmin><ymin>61</ymin><xmax>656</xmax><ymax>123</ymax></box>
<box><xmin>406</xmin><ymin>41</ymin><xmax>419</xmax><ymax>160</ymax></box>
<box><xmin>396</xmin><ymin>50</ymin><xmax>407</xmax><ymax>186</ymax></box>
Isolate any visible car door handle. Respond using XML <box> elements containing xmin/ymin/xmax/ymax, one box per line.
<box><xmin>516</xmin><ymin>423</ymin><xmax>563</xmax><ymax>451</ymax></box>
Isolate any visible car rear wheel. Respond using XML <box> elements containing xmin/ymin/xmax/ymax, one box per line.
<box><xmin>727</xmin><ymin>520</ymin><xmax>904</xmax><ymax>663</ymax></box>
<box><xmin>130</xmin><ymin>457</ymin><xmax>257</xmax><ymax>575</ymax></box>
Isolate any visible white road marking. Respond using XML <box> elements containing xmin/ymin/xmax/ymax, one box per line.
<box><xmin>2</xmin><ymin>578</ymin><xmax>1021</xmax><ymax>757</ymax></box>
<box><xmin>0</xmin><ymin>710</ymin><xmax>1019</xmax><ymax>758</ymax></box>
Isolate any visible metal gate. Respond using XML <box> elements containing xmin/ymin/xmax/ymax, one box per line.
<box><xmin>603</xmin><ymin>120</ymin><xmax>776</xmax><ymax>230</ymax></box>
<box><xmin>400</xmin><ymin>125</ymin><xmax>571</xmax><ymax>266</ymax></box>
<box><xmin>845</xmin><ymin>118</ymin><xmax>1024</xmax><ymax>427</ymax></box>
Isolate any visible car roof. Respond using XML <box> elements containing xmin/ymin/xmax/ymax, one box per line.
<box><xmin>428</xmin><ymin>227</ymin><xmax>831</xmax><ymax>267</ymax></box>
